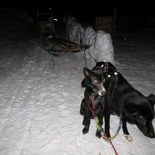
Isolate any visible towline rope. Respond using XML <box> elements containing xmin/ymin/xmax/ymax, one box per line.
<box><xmin>87</xmin><ymin>103</ymin><xmax>120</xmax><ymax>155</ymax></box>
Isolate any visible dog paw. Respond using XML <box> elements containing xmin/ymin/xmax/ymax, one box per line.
<box><xmin>96</xmin><ymin>130</ymin><xmax>102</xmax><ymax>138</ymax></box>
<box><xmin>104</xmin><ymin>132</ymin><xmax>111</xmax><ymax>139</ymax></box>
<box><xmin>90</xmin><ymin>115</ymin><xmax>94</xmax><ymax>119</ymax></box>
<box><xmin>124</xmin><ymin>134</ymin><xmax>133</xmax><ymax>142</ymax></box>
<box><xmin>82</xmin><ymin>127</ymin><xmax>89</xmax><ymax>134</ymax></box>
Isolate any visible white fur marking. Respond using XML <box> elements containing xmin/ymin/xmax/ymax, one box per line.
<box><xmin>124</xmin><ymin>134</ymin><xmax>133</xmax><ymax>142</ymax></box>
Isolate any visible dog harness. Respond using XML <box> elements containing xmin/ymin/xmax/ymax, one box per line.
<box><xmin>89</xmin><ymin>93</ymin><xmax>103</xmax><ymax>108</ymax></box>
<box><xmin>86</xmin><ymin>100</ymin><xmax>120</xmax><ymax>155</ymax></box>
<box><xmin>91</xmin><ymin>105</ymin><xmax>122</xmax><ymax>140</ymax></box>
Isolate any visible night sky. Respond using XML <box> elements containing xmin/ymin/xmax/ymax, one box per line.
<box><xmin>2</xmin><ymin>0</ymin><xmax>155</xmax><ymax>29</ymax></box>
<box><xmin>4</xmin><ymin>0</ymin><xmax>155</xmax><ymax>18</ymax></box>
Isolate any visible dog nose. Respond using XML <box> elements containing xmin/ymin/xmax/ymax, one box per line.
<box><xmin>148</xmin><ymin>131</ymin><xmax>155</xmax><ymax>138</ymax></box>
<box><xmin>101</xmin><ymin>91</ymin><xmax>106</xmax><ymax>96</ymax></box>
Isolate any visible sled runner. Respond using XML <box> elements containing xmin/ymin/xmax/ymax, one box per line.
<box><xmin>33</xmin><ymin>36</ymin><xmax>91</xmax><ymax>56</ymax></box>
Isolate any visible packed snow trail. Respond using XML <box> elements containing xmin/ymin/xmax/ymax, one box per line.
<box><xmin>0</xmin><ymin>15</ymin><xmax>155</xmax><ymax>155</ymax></box>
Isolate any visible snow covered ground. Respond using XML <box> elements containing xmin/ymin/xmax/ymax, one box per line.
<box><xmin>0</xmin><ymin>8</ymin><xmax>155</xmax><ymax>155</ymax></box>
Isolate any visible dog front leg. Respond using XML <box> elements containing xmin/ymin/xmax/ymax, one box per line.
<box><xmin>122</xmin><ymin>118</ymin><xmax>133</xmax><ymax>142</ymax></box>
<box><xmin>104</xmin><ymin>114</ymin><xmax>111</xmax><ymax>138</ymax></box>
<box><xmin>82</xmin><ymin>110</ymin><xmax>91</xmax><ymax>134</ymax></box>
<box><xmin>96</xmin><ymin>112</ymin><xmax>104</xmax><ymax>138</ymax></box>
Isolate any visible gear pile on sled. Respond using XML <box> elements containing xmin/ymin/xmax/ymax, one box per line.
<box><xmin>33</xmin><ymin>8</ymin><xmax>91</xmax><ymax>56</ymax></box>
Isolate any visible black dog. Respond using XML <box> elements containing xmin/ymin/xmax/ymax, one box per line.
<box><xmin>80</xmin><ymin>62</ymin><xmax>109</xmax><ymax>138</ymax></box>
<box><xmin>81</xmin><ymin>61</ymin><xmax>155</xmax><ymax>141</ymax></box>
<box><xmin>97</xmin><ymin>62</ymin><xmax>155</xmax><ymax>141</ymax></box>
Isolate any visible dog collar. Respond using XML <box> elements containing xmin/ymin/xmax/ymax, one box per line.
<box><xmin>89</xmin><ymin>93</ymin><xmax>102</xmax><ymax>108</ymax></box>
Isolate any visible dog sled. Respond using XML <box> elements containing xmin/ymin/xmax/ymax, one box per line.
<box><xmin>33</xmin><ymin>36</ymin><xmax>91</xmax><ymax>56</ymax></box>
<box><xmin>33</xmin><ymin>8</ymin><xmax>91</xmax><ymax>56</ymax></box>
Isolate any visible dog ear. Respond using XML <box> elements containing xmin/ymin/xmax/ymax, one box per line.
<box><xmin>147</xmin><ymin>94</ymin><xmax>155</xmax><ymax>106</ymax></box>
<box><xmin>147</xmin><ymin>94</ymin><xmax>155</xmax><ymax>102</ymax></box>
<box><xmin>101</xmin><ymin>62</ymin><xmax>108</xmax><ymax>73</ymax></box>
<box><xmin>83</xmin><ymin>67</ymin><xmax>92</xmax><ymax>78</ymax></box>
<box><xmin>96</xmin><ymin>61</ymin><xmax>105</xmax><ymax>67</ymax></box>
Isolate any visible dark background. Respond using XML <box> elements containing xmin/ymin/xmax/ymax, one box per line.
<box><xmin>2</xmin><ymin>0</ymin><xmax>155</xmax><ymax>30</ymax></box>
<box><xmin>3</xmin><ymin>0</ymin><xmax>155</xmax><ymax>18</ymax></box>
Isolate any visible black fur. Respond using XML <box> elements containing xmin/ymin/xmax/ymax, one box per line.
<box><xmin>80</xmin><ymin>63</ymin><xmax>108</xmax><ymax>137</ymax></box>
<box><xmin>103</xmin><ymin>63</ymin><xmax>155</xmax><ymax>141</ymax></box>
<box><xmin>80</xmin><ymin>61</ymin><xmax>155</xmax><ymax>141</ymax></box>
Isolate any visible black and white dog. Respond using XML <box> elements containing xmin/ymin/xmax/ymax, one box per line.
<box><xmin>80</xmin><ymin>62</ymin><xmax>109</xmax><ymax>138</ymax></box>
<box><xmin>97</xmin><ymin>62</ymin><xmax>155</xmax><ymax>141</ymax></box>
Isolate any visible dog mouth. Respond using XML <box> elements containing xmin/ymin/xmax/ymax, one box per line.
<box><xmin>137</xmin><ymin>121</ymin><xmax>155</xmax><ymax>138</ymax></box>
<box><xmin>100</xmin><ymin>92</ymin><xmax>106</xmax><ymax>96</ymax></box>
<box><xmin>91</xmin><ymin>84</ymin><xmax>106</xmax><ymax>96</ymax></box>
<box><xmin>92</xmin><ymin>88</ymin><xmax>106</xmax><ymax>96</ymax></box>
<box><xmin>98</xmin><ymin>86</ymin><xmax>106</xmax><ymax>96</ymax></box>
<box><xmin>97</xmin><ymin>90</ymin><xmax>106</xmax><ymax>96</ymax></box>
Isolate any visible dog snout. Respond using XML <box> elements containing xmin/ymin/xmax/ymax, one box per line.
<box><xmin>101</xmin><ymin>91</ymin><xmax>106</xmax><ymax>96</ymax></box>
<box><xmin>138</xmin><ymin>122</ymin><xmax>155</xmax><ymax>138</ymax></box>
<box><xmin>98</xmin><ymin>85</ymin><xmax>106</xmax><ymax>96</ymax></box>
<box><xmin>145</xmin><ymin>130</ymin><xmax>155</xmax><ymax>138</ymax></box>
<box><xmin>149</xmin><ymin>131</ymin><xmax>155</xmax><ymax>138</ymax></box>
<box><xmin>147</xmin><ymin>128</ymin><xmax>155</xmax><ymax>138</ymax></box>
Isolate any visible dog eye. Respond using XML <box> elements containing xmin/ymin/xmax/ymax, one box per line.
<box><xmin>102</xmin><ymin>79</ymin><xmax>105</xmax><ymax>82</ymax></box>
<box><xmin>138</xmin><ymin>116</ymin><xmax>144</xmax><ymax>120</ymax></box>
<box><xmin>139</xmin><ymin>116</ymin><xmax>144</xmax><ymax>119</ymax></box>
<box><xmin>94</xmin><ymin>80</ymin><xmax>98</xmax><ymax>83</ymax></box>
<box><xmin>93</xmin><ymin>89</ymin><xmax>97</xmax><ymax>92</ymax></box>
<box><xmin>138</xmin><ymin>116</ymin><xmax>146</xmax><ymax>125</ymax></box>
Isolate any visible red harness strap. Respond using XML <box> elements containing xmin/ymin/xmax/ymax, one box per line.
<box><xmin>85</xmin><ymin>99</ymin><xmax>119</xmax><ymax>155</ymax></box>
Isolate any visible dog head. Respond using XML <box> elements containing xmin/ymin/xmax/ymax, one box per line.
<box><xmin>81</xmin><ymin>61</ymin><xmax>117</xmax><ymax>88</ymax></box>
<box><xmin>95</xmin><ymin>61</ymin><xmax>117</xmax><ymax>78</ymax></box>
<box><xmin>82</xmin><ymin>63</ymin><xmax>108</xmax><ymax>96</ymax></box>
<box><xmin>123</xmin><ymin>93</ymin><xmax>155</xmax><ymax>138</ymax></box>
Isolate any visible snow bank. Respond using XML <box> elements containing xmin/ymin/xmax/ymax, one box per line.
<box><xmin>82</xmin><ymin>26</ymin><xmax>96</xmax><ymax>45</ymax></box>
<box><xmin>63</xmin><ymin>16</ymin><xmax>115</xmax><ymax>65</ymax></box>
<box><xmin>88</xmin><ymin>30</ymin><xmax>115</xmax><ymax>65</ymax></box>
